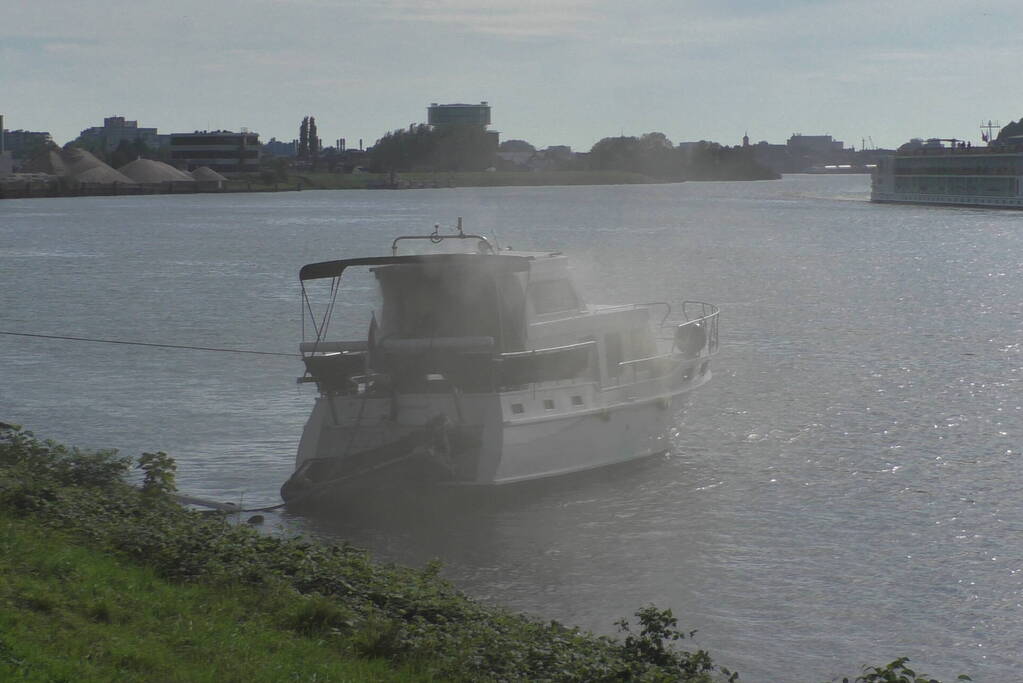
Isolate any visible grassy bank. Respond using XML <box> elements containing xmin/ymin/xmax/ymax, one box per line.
<box><xmin>0</xmin><ymin>517</ymin><xmax>417</xmax><ymax>682</ymax></box>
<box><xmin>0</xmin><ymin>425</ymin><xmax>731</xmax><ymax>682</ymax></box>
<box><xmin>0</xmin><ymin>425</ymin><xmax>967</xmax><ymax>682</ymax></box>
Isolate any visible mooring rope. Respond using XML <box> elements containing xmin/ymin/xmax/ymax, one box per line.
<box><xmin>0</xmin><ymin>330</ymin><xmax>296</xmax><ymax>357</ymax></box>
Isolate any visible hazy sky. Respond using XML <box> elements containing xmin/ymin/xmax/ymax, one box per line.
<box><xmin>4</xmin><ymin>1</ymin><xmax>1021</xmax><ymax>151</ymax></box>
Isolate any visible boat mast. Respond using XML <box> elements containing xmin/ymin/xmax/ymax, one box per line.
<box><xmin>980</xmin><ymin>120</ymin><xmax>1000</xmax><ymax>145</ymax></box>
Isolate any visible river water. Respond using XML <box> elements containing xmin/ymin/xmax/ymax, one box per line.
<box><xmin>3</xmin><ymin>176</ymin><xmax>1021</xmax><ymax>681</ymax></box>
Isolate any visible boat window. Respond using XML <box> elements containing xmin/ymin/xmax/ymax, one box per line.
<box><xmin>376</xmin><ymin>264</ymin><xmax>501</xmax><ymax>340</ymax></box>
<box><xmin>543</xmin><ymin>399</ymin><xmax>555</xmax><ymax>410</ymax></box>
<box><xmin>571</xmin><ymin>395</ymin><xmax>584</xmax><ymax>406</ymax></box>
<box><xmin>497</xmin><ymin>273</ymin><xmax>526</xmax><ymax>352</ymax></box>
<box><xmin>511</xmin><ymin>403</ymin><xmax>525</xmax><ymax>414</ymax></box>
<box><xmin>604</xmin><ymin>332</ymin><xmax>623</xmax><ymax>377</ymax></box>
<box><xmin>528</xmin><ymin>280</ymin><xmax>579</xmax><ymax>315</ymax></box>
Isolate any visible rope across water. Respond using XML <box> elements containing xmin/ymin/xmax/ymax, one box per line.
<box><xmin>0</xmin><ymin>330</ymin><xmax>296</xmax><ymax>357</ymax></box>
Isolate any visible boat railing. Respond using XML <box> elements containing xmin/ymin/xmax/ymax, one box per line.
<box><xmin>604</xmin><ymin>302</ymin><xmax>718</xmax><ymax>387</ymax></box>
<box><xmin>300</xmin><ymin>303</ymin><xmax>718</xmax><ymax>394</ymax></box>
<box><xmin>597</xmin><ymin>301</ymin><xmax>672</xmax><ymax>325</ymax></box>
<box><xmin>673</xmin><ymin>301</ymin><xmax>719</xmax><ymax>356</ymax></box>
<box><xmin>617</xmin><ymin>353</ymin><xmax>678</xmax><ymax>385</ymax></box>
<box><xmin>300</xmin><ymin>335</ymin><xmax>598</xmax><ymax>394</ymax></box>
<box><xmin>391</xmin><ymin>218</ymin><xmax>494</xmax><ymax>255</ymax></box>
<box><xmin>496</xmin><ymin>341</ymin><xmax>596</xmax><ymax>388</ymax></box>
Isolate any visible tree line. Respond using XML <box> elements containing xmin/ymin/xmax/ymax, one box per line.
<box><xmin>581</xmin><ymin>132</ymin><xmax>776</xmax><ymax>180</ymax></box>
<box><xmin>367</xmin><ymin>126</ymin><xmax>776</xmax><ymax>180</ymax></box>
<box><xmin>369</xmin><ymin>124</ymin><xmax>497</xmax><ymax>173</ymax></box>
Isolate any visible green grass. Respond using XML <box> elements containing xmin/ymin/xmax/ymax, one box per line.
<box><xmin>0</xmin><ymin>425</ymin><xmax>970</xmax><ymax>682</ymax></box>
<box><xmin>0</xmin><ymin>425</ymin><xmax>731</xmax><ymax>682</ymax></box>
<box><xmin>0</xmin><ymin>516</ymin><xmax>421</xmax><ymax>682</ymax></box>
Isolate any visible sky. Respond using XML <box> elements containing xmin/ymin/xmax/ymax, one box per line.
<box><xmin>3</xmin><ymin>0</ymin><xmax>1022</xmax><ymax>152</ymax></box>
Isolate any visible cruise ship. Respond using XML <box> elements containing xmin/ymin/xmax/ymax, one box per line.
<box><xmin>871</xmin><ymin>136</ymin><xmax>1023</xmax><ymax>209</ymax></box>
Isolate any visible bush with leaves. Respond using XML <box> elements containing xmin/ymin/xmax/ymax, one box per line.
<box><xmin>843</xmin><ymin>657</ymin><xmax>971</xmax><ymax>683</ymax></box>
<box><xmin>0</xmin><ymin>424</ymin><xmax>972</xmax><ymax>682</ymax></box>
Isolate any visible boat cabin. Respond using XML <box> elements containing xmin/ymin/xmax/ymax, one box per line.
<box><xmin>299</xmin><ymin>246</ymin><xmax>704</xmax><ymax>397</ymax></box>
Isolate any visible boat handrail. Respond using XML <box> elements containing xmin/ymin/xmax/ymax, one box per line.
<box><xmin>681</xmin><ymin>301</ymin><xmax>719</xmax><ymax>323</ymax></box>
<box><xmin>677</xmin><ymin>301</ymin><xmax>720</xmax><ymax>357</ymax></box>
<box><xmin>595</xmin><ymin>301</ymin><xmax>672</xmax><ymax>325</ymax></box>
<box><xmin>590</xmin><ymin>301</ymin><xmax>718</xmax><ymax>330</ymax></box>
<box><xmin>391</xmin><ymin>218</ymin><xmax>494</xmax><ymax>255</ymax></box>
<box><xmin>378</xmin><ymin>336</ymin><xmax>495</xmax><ymax>353</ymax></box>
<box><xmin>618</xmin><ymin>352</ymin><xmax>676</xmax><ymax>368</ymax></box>
<box><xmin>498</xmin><ymin>340</ymin><xmax>596</xmax><ymax>359</ymax></box>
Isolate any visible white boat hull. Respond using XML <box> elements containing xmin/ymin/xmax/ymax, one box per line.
<box><xmin>293</xmin><ymin>364</ymin><xmax>710</xmax><ymax>489</ymax></box>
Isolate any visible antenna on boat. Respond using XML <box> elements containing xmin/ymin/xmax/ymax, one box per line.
<box><xmin>980</xmin><ymin>120</ymin><xmax>1000</xmax><ymax>144</ymax></box>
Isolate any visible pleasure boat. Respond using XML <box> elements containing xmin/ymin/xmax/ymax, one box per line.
<box><xmin>281</xmin><ymin>221</ymin><xmax>719</xmax><ymax>506</ymax></box>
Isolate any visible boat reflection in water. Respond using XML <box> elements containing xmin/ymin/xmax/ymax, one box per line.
<box><xmin>282</xmin><ymin>220</ymin><xmax>718</xmax><ymax>510</ymax></box>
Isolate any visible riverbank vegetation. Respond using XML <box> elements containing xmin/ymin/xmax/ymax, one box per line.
<box><xmin>0</xmin><ymin>424</ymin><xmax>733</xmax><ymax>682</ymax></box>
<box><xmin>273</xmin><ymin>169</ymin><xmax>661</xmax><ymax>191</ymax></box>
<box><xmin>0</xmin><ymin>424</ymin><xmax>967</xmax><ymax>682</ymax></box>
<box><xmin>366</xmin><ymin>126</ymin><xmax>776</xmax><ymax>183</ymax></box>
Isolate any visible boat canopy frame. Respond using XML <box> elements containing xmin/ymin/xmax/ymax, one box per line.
<box><xmin>299</xmin><ymin>253</ymin><xmax>532</xmax><ymax>353</ymax></box>
<box><xmin>299</xmin><ymin>253</ymin><xmax>530</xmax><ymax>282</ymax></box>
<box><xmin>298</xmin><ymin>252</ymin><xmax>527</xmax><ymax>282</ymax></box>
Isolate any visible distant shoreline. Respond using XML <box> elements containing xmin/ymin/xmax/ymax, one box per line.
<box><xmin>0</xmin><ymin>169</ymin><xmax>782</xmax><ymax>200</ymax></box>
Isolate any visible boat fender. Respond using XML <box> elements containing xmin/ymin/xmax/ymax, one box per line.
<box><xmin>674</xmin><ymin>322</ymin><xmax>706</xmax><ymax>358</ymax></box>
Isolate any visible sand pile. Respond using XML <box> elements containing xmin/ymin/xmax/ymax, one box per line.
<box><xmin>190</xmin><ymin>166</ymin><xmax>228</xmax><ymax>182</ymax></box>
<box><xmin>22</xmin><ymin>149</ymin><xmax>66</xmax><ymax>176</ymax></box>
<box><xmin>59</xmin><ymin>148</ymin><xmax>135</xmax><ymax>186</ymax></box>
<box><xmin>119</xmin><ymin>158</ymin><xmax>196</xmax><ymax>184</ymax></box>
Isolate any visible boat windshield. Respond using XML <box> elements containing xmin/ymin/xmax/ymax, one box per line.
<box><xmin>374</xmin><ymin>262</ymin><xmax>525</xmax><ymax>350</ymax></box>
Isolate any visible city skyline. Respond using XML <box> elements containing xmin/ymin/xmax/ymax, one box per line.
<box><xmin>4</xmin><ymin>1</ymin><xmax>1021</xmax><ymax>152</ymax></box>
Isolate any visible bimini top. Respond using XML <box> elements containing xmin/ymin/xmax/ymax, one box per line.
<box><xmin>299</xmin><ymin>253</ymin><xmax>532</xmax><ymax>281</ymax></box>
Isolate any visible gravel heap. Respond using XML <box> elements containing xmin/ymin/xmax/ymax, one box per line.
<box><xmin>119</xmin><ymin>158</ymin><xmax>196</xmax><ymax>184</ymax></box>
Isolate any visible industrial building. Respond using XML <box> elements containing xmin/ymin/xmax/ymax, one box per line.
<box><xmin>427</xmin><ymin>102</ymin><xmax>492</xmax><ymax>128</ymax></box>
<box><xmin>169</xmin><ymin>131</ymin><xmax>261</xmax><ymax>172</ymax></box>
<box><xmin>77</xmin><ymin>116</ymin><xmax>166</xmax><ymax>153</ymax></box>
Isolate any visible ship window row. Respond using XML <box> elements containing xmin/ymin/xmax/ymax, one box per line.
<box><xmin>894</xmin><ymin>158</ymin><xmax>1023</xmax><ymax>175</ymax></box>
<box><xmin>509</xmin><ymin>395</ymin><xmax>587</xmax><ymax>416</ymax></box>
<box><xmin>894</xmin><ymin>167</ymin><xmax>1022</xmax><ymax>176</ymax></box>
<box><xmin>893</xmin><ymin>176</ymin><xmax>1017</xmax><ymax>197</ymax></box>
<box><xmin>170</xmin><ymin>136</ymin><xmax>260</xmax><ymax>146</ymax></box>
<box><xmin>170</xmin><ymin>150</ymin><xmax>260</xmax><ymax>160</ymax></box>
